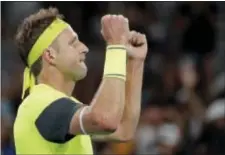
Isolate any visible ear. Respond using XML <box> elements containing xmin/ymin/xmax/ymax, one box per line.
<box><xmin>42</xmin><ymin>47</ymin><xmax>57</xmax><ymax>66</ymax></box>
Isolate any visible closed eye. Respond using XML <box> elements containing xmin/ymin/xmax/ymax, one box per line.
<box><xmin>69</xmin><ymin>36</ymin><xmax>77</xmax><ymax>45</ymax></box>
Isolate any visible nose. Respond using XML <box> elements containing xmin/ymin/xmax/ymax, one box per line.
<box><xmin>81</xmin><ymin>42</ymin><xmax>89</xmax><ymax>54</ymax></box>
<box><xmin>82</xmin><ymin>50</ymin><xmax>88</xmax><ymax>54</ymax></box>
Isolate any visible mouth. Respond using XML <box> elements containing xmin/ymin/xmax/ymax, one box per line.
<box><xmin>80</xmin><ymin>58</ymin><xmax>86</xmax><ymax>63</ymax></box>
<box><xmin>80</xmin><ymin>51</ymin><xmax>87</xmax><ymax>62</ymax></box>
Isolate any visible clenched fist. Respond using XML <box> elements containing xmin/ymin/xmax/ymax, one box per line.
<box><xmin>127</xmin><ymin>31</ymin><xmax>148</xmax><ymax>61</ymax></box>
<box><xmin>101</xmin><ymin>15</ymin><xmax>129</xmax><ymax>45</ymax></box>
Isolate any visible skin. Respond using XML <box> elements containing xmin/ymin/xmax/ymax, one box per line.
<box><xmin>39</xmin><ymin>26</ymin><xmax>88</xmax><ymax>96</ymax></box>
<box><xmin>92</xmin><ymin>30</ymin><xmax>148</xmax><ymax>141</ymax></box>
<box><xmin>37</xmin><ymin>14</ymin><xmax>148</xmax><ymax>141</ymax></box>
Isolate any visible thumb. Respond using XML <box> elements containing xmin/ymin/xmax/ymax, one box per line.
<box><xmin>129</xmin><ymin>31</ymin><xmax>136</xmax><ymax>40</ymax></box>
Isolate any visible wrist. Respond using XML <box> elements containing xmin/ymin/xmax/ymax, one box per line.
<box><xmin>103</xmin><ymin>45</ymin><xmax>127</xmax><ymax>81</ymax></box>
<box><xmin>128</xmin><ymin>57</ymin><xmax>145</xmax><ymax>65</ymax></box>
<box><xmin>107</xmin><ymin>43</ymin><xmax>126</xmax><ymax>46</ymax></box>
<box><xmin>106</xmin><ymin>37</ymin><xmax>127</xmax><ymax>46</ymax></box>
<box><xmin>127</xmin><ymin>59</ymin><xmax>144</xmax><ymax>72</ymax></box>
<box><xmin>128</xmin><ymin>55</ymin><xmax>146</xmax><ymax>62</ymax></box>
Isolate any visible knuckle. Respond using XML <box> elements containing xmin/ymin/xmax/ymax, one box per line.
<box><xmin>134</xmin><ymin>32</ymin><xmax>139</xmax><ymax>36</ymax></box>
<box><xmin>118</xmin><ymin>15</ymin><xmax>123</xmax><ymax>18</ymax></box>
<box><xmin>112</xmin><ymin>15</ymin><xmax>117</xmax><ymax>18</ymax></box>
<box><xmin>105</xmin><ymin>14</ymin><xmax>110</xmax><ymax>19</ymax></box>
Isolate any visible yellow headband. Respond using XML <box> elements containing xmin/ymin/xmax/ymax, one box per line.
<box><xmin>22</xmin><ymin>18</ymin><xmax>69</xmax><ymax>99</ymax></box>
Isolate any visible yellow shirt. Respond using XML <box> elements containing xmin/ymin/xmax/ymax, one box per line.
<box><xmin>14</xmin><ymin>84</ymin><xmax>93</xmax><ymax>154</ymax></box>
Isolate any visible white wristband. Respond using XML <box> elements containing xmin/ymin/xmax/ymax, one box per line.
<box><xmin>79</xmin><ymin>106</ymin><xmax>88</xmax><ymax>135</ymax></box>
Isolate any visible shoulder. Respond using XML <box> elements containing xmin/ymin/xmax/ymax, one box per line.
<box><xmin>35</xmin><ymin>97</ymin><xmax>83</xmax><ymax>143</ymax></box>
<box><xmin>41</xmin><ymin>97</ymin><xmax>82</xmax><ymax>114</ymax></box>
<box><xmin>17</xmin><ymin>85</ymin><xmax>70</xmax><ymax>120</ymax></box>
<box><xmin>21</xmin><ymin>84</ymin><xmax>70</xmax><ymax>108</ymax></box>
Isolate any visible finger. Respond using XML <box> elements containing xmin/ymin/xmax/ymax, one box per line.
<box><xmin>112</xmin><ymin>14</ymin><xmax>117</xmax><ymax>18</ymax></box>
<box><xmin>133</xmin><ymin>32</ymin><xmax>139</xmax><ymax>44</ymax></box>
<box><xmin>136</xmin><ymin>32</ymin><xmax>146</xmax><ymax>45</ymax></box>
<box><xmin>136</xmin><ymin>33</ymin><xmax>144</xmax><ymax>45</ymax></box>
<box><xmin>115</xmin><ymin>15</ymin><xmax>127</xmax><ymax>43</ymax></box>
<box><xmin>121</xmin><ymin>16</ymin><xmax>130</xmax><ymax>39</ymax></box>
<box><xmin>129</xmin><ymin>30</ymin><xmax>135</xmax><ymax>41</ymax></box>
<box><xmin>117</xmin><ymin>15</ymin><xmax>124</xmax><ymax>28</ymax></box>
<box><xmin>101</xmin><ymin>14</ymin><xmax>110</xmax><ymax>26</ymax></box>
<box><xmin>108</xmin><ymin>15</ymin><xmax>116</xmax><ymax>36</ymax></box>
<box><xmin>110</xmin><ymin>14</ymin><xmax>118</xmax><ymax>28</ymax></box>
<box><xmin>117</xmin><ymin>15</ymin><xmax>129</xmax><ymax>32</ymax></box>
<box><xmin>128</xmin><ymin>31</ymin><xmax>137</xmax><ymax>44</ymax></box>
<box><xmin>140</xmin><ymin>34</ymin><xmax>147</xmax><ymax>44</ymax></box>
<box><xmin>129</xmin><ymin>30</ymin><xmax>136</xmax><ymax>36</ymax></box>
<box><xmin>118</xmin><ymin>14</ymin><xmax>124</xmax><ymax>19</ymax></box>
<box><xmin>101</xmin><ymin>14</ymin><xmax>111</xmax><ymax>29</ymax></box>
<box><xmin>101</xmin><ymin>15</ymin><xmax>111</xmax><ymax>39</ymax></box>
<box><xmin>124</xmin><ymin>17</ymin><xmax>129</xmax><ymax>28</ymax></box>
<box><xmin>124</xmin><ymin>17</ymin><xmax>130</xmax><ymax>37</ymax></box>
<box><xmin>118</xmin><ymin>15</ymin><xmax>125</xmax><ymax>35</ymax></box>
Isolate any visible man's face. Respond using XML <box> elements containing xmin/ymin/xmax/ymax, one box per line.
<box><xmin>53</xmin><ymin>27</ymin><xmax>89</xmax><ymax>81</ymax></box>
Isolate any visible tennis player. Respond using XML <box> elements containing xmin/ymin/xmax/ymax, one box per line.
<box><xmin>13</xmin><ymin>7</ymin><xmax>148</xmax><ymax>154</ymax></box>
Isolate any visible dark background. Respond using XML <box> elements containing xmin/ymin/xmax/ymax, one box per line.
<box><xmin>1</xmin><ymin>1</ymin><xmax>225</xmax><ymax>155</ymax></box>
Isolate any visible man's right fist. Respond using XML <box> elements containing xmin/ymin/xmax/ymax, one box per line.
<box><xmin>101</xmin><ymin>15</ymin><xmax>129</xmax><ymax>45</ymax></box>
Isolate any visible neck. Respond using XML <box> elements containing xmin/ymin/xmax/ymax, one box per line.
<box><xmin>38</xmin><ymin>67</ymin><xmax>75</xmax><ymax>96</ymax></box>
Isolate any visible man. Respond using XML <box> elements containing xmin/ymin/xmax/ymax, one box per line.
<box><xmin>14</xmin><ymin>7</ymin><xmax>148</xmax><ymax>154</ymax></box>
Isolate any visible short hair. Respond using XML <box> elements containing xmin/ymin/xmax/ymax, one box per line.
<box><xmin>15</xmin><ymin>7</ymin><xmax>63</xmax><ymax>77</ymax></box>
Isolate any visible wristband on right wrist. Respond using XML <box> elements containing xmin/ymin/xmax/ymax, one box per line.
<box><xmin>103</xmin><ymin>45</ymin><xmax>127</xmax><ymax>81</ymax></box>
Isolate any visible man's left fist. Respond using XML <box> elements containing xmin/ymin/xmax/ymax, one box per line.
<box><xmin>127</xmin><ymin>31</ymin><xmax>148</xmax><ymax>61</ymax></box>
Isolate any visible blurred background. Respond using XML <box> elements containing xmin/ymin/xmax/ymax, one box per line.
<box><xmin>1</xmin><ymin>1</ymin><xmax>225</xmax><ymax>155</ymax></box>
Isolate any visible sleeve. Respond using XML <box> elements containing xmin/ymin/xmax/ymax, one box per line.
<box><xmin>35</xmin><ymin>97</ymin><xmax>82</xmax><ymax>143</ymax></box>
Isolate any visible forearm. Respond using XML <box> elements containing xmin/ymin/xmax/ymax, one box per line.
<box><xmin>118</xmin><ymin>59</ymin><xmax>144</xmax><ymax>137</ymax></box>
<box><xmin>69</xmin><ymin>77</ymin><xmax>126</xmax><ymax>135</ymax></box>
<box><xmin>88</xmin><ymin>46</ymin><xmax>127</xmax><ymax>132</ymax></box>
<box><xmin>92</xmin><ymin>59</ymin><xmax>144</xmax><ymax>141</ymax></box>
<box><xmin>89</xmin><ymin>78</ymin><xmax>125</xmax><ymax>131</ymax></box>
